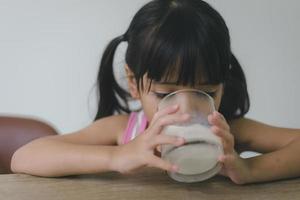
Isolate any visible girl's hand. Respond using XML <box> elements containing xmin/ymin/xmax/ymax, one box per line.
<box><xmin>111</xmin><ymin>105</ymin><xmax>189</xmax><ymax>174</ymax></box>
<box><xmin>208</xmin><ymin>111</ymin><xmax>251</xmax><ymax>184</ymax></box>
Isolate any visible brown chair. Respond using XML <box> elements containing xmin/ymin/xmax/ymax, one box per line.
<box><xmin>0</xmin><ymin>116</ymin><xmax>58</xmax><ymax>174</ymax></box>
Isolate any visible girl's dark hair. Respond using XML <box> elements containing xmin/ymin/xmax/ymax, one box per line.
<box><xmin>95</xmin><ymin>0</ymin><xmax>250</xmax><ymax>121</ymax></box>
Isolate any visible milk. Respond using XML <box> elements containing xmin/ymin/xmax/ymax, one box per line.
<box><xmin>161</xmin><ymin>124</ymin><xmax>223</xmax><ymax>175</ymax></box>
<box><xmin>162</xmin><ymin>123</ymin><xmax>222</xmax><ymax>145</ymax></box>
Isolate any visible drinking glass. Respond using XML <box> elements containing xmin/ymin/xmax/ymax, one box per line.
<box><xmin>159</xmin><ymin>89</ymin><xmax>223</xmax><ymax>183</ymax></box>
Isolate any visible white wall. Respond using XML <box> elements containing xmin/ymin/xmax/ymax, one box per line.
<box><xmin>209</xmin><ymin>0</ymin><xmax>300</xmax><ymax>129</ymax></box>
<box><xmin>0</xmin><ymin>0</ymin><xmax>299</xmax><ymax>134</ymax></box>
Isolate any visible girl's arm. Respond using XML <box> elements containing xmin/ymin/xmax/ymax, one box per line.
<box><xmin>11</xmin><ymin>106</ymin><xmax>188</xmax><ymax>177</ymax></box>
<box><xmin>229</xmin><ymin>117</ymin><xmax>300</xmax><ymax>183</ymax></box>
<box><xmin>11</xmin><ymin>115</ymin><xmax>129</xmax><ymax>177</ymax></box>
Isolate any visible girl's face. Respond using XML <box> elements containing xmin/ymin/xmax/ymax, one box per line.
<box><xmin>140</xmin><ymin>78</ymin><xmax>223</xmax><ymax>122</ymax></box>
<box><xmin>126</xmin><ymin>68</ymin><xmax>224</xmax><ymax>123</ymax></box>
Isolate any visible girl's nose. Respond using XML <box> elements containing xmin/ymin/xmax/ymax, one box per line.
<box><xmin>176</xmin><ymin>93</ymin><xmax>195</xmax><ymax>113</ymax></box>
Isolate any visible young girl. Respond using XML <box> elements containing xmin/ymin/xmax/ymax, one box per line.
<box><xmin>11</xmin><ymin>0</ymin><xmax>300</xmax><ymax>185</ymax></box>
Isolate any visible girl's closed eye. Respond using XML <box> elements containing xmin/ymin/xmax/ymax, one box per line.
<box><xmin>153</xmin><ymin>91</ymin><xmax>216</xmax><ymax>99</ymax></box>
<box><xmin>153</xmin><ymin>92</ymin><xmax>171</xmax><ymax>99</ymax></box>
<box><xmin>205</xmin><ymin>91</ymin><xmax>216</xmax><ymax>98</ymax></box>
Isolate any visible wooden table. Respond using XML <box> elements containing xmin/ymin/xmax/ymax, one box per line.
<box><xmin>1</xmin><ymin>169</ymin><xmax>299</xmax><ymax>200</ymax></box>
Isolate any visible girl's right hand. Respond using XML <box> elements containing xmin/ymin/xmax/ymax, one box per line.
<box><xmin>110</xmin><ymin>105</ymin><xmax>190</xmax><ymax>174</ymax></box>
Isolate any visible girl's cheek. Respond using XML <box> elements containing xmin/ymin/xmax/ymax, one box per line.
<box><xmin>140</xmin><ymin>95</ymin><xmax>159</xmax><ymax>120</ymax></box>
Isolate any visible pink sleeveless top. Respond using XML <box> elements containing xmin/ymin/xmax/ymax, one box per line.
<box><xmin>122</xmin><ymin>110</ymin><xmax>148</xmax><ymax>144</ymax></box>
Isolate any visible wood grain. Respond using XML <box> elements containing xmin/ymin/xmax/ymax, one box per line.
<box><xmin>0</xmin><ymin>169</ymin><xmax>299</xmax><ymax>200</ymax></box>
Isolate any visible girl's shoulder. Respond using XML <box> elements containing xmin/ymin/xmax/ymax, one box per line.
<box><xmin>83</xmin><ymin>111</ymin><xmax>146</xmax><ymax>146</ymax></box>
<box><xmin>93</xmin><ymin>114</ymin><xmax>130</xmax><ymax>145</ymax></box>
<box><xmin>48</xmin><ymin>114</ymin><xmax>130</xmax><ymax>146</ymax></box>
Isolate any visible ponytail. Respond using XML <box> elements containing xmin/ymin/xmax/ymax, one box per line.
<box><xmin>219</xmin><ymin>53</ymin><xmax>250</xmax><ymax>120</ymax></box>
<box><xmin>94</xmin><ymin>34</ymin><xmax>131</xmax><ymax>120</ymax></box>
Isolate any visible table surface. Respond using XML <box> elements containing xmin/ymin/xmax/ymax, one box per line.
<box><xmin>1</xmin><ymin>169</ymin><xmax>300</xmax><ymax>200</ymax></box>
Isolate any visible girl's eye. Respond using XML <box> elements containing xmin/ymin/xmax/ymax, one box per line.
<box><xmin>194</xmin><ymin>91</ymin><xmax>216</xmax><ymax>98</ymax></box>
<box><xmin>153</xmin><ymin>92</ymin><xmax>170</xmax><ymax>99</ymax></box>
<box><xmin>205</xmin><ymin>92</ymin><xmax>216</xmax><ymax>98</ymax></box>
<box><xmin>154</xmin><ymin>91</ymin><xmax>216</xmax><ymax>99</ymax></box>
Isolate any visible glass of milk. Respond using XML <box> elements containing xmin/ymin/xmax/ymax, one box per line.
<box><xmin>158</xmin><ymin>89</ymin><xmax>224</xmax><ymax>183</ymax></box>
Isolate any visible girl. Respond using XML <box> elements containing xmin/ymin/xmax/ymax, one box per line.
<box><xmin>11</xmin><ymin>0</ymin><xmax>300</xmax><ymax>185</ymax></box>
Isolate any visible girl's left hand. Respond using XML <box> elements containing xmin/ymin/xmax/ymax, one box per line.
<box><xmin>208</xmin><ymin>111</ymin><xmax>252</xmax><ymax>185</ymax></box>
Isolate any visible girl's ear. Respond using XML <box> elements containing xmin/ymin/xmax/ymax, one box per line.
<box><xmin>125</xmin><ymin>64</ymin><xmax>140</xmax><ymax>99</ymax></box>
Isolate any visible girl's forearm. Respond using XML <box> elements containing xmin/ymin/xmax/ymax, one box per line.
<box><xmin>246</xmin><ymin>137</ymin><xmax>300</xmax><ymax>183</ymax></box>
<box><xmin>11</xmin><ymin>137</ymin><xmax>118</xmax><ymax>177</ymax></box>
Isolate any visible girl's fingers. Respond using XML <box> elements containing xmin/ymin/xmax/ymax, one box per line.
<box><xmin>218</xmin><ymin>163</ymin><xmax>227</xmax><ymax>177</ymax></box>
<box><xmin>218</xmin><ymin>154</ymin><xmax>236</xmax><ymax>169</ymax></box>
<box><xmin>208</xmin><ymin>111</ymin><xmax>230</xmax><ymax>131</ymax></box>
<box><xmin>215</xmin><ymin>111</ymin><xmax>227</xmax><ymax>121</ymax></box>
<box><xmin>148</xmin><ymin>113</ymin><xmax>190</xmax><ymax>135</ymax></box>
<box><xmin>150</xmin><ymin>105</ymin><xmax>179</xmax><ymax>127</ymax></box>
<box><xmin>150</xmin><ymin>134</ymin><xmax>185</xmax><ymax>148</ymax></box>
<box><xmin>211</xmin><ymin>126</ymin><xmax>234</xmax><ymax>153</ymax></box>
<box><xmin>218</xmin><ymin>154</ymin><xmax>227</xmax><ymax>163</ymax></box>
<box><xmin>148</xmin><ymin>156</ymin><xmax>178</xmax><ymax>172</ymax></box>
